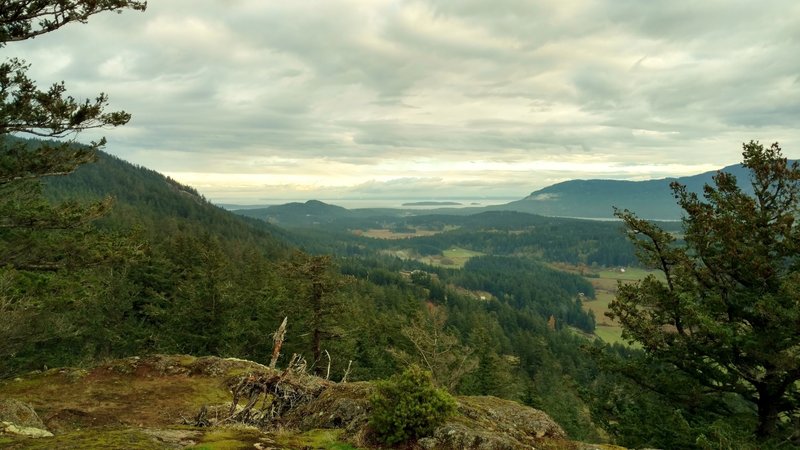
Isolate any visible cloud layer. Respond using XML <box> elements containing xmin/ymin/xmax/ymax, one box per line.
<box><xmin>11</xmin><ymin>0</ymin><xmax>800</xmax><ymax>202</ymax></box>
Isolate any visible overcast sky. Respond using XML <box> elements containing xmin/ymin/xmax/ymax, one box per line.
<box><xmin>11</xmin><ymin>0</ymin><xmax>800</xmax><ymax>204</ymax></box>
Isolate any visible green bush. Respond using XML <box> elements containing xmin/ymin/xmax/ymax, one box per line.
<box><xmin>369</xmin><ymin>365</ymin><xmax>456</xmax><ymax>445</ymax></box>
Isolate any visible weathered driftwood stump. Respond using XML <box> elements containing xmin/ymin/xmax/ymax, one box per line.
<box><xmin>226</xmin><ymin>354</ymin><xmax>325</xmax><ymax>426</ymax></box>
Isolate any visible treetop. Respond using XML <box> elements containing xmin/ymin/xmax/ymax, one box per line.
<box><xmin>0</xmin><ymin>1</ymin><xmax>147</xmax><ymax>46</ymax></box>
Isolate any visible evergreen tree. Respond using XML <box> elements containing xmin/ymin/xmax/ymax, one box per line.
<box><xmin>0</xmin><ymin>1</ymin><xmax>146</xmax><ymax>373</ymax></box>
<box><xmin>610</xmin><ymin>142</ymin><xmax>800</xmax><ymax>441</ymax></box>
<box><xmin>1</xmin><ymin>1</ymin><xmax>146</xmax><ymax>267</ymax></box>
<box><xmin>283</xmin><ymin>253</ymin><xmax>350</xmax><ymax>374</ymax></box>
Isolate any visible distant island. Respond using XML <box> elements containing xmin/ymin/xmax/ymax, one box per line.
<box><xmin>402</xmin><ymin>201</ymin><xmax>463</xmax><ymax>206</ymax></box>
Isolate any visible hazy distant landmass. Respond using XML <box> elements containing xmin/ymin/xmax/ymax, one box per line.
<box><xmin>226</xmin><ymin>162</ymin><xmax>771</xmax><ymax>223</ymax></box>
<box><xmin>496</xmin><ymin>163</ymin><xmax>755</xmax><ymax>220</ymax></box>
<box><xmin>402</xmin><ymin>201</ymin><xmax>463</xmax><ymax>206</ymax></box>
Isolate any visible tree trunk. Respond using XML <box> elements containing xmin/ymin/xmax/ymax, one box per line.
<box><xmin>756</xmin><ymin>387</ymin><xmax>780</xmax><ymax>438</ymax></box>
<box><xmin>311</xmin><ymin>284</ymin><xmax>323</xmax><ymax>374</ymax></box>
<box><xmin>312</xmin><ymin>327</ymin><xmax>322</xmax><ymax>375</ymax></box>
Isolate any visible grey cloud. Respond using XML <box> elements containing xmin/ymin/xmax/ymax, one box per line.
<box><xmin>7</xmin><ymin>0</ymin><xmax>800</xmax><ymax>202</ymax></box>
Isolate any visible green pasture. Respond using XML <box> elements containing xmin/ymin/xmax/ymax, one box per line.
<box><xmin>584</xmin><ymin>267</ymin><xmax>662</xmax><ymax>346</ymax></box>
<box><xmin>419</xmin><ymin>247</ymin><xmax>484</xmax><ymax>268</ymax></box>
<box><xmin>593</xmin><ymin>325</ymin><xmax>626</xmax><ymax>345</ymax></box>
<box><xmin>583</xmin><ymin>290</ymin><xmax>615</xmax><ymax>327</ymax></box>
<box><xmin>596</xmin><ymin>267</ymin><xmax>660</xmax><ymax>281</ymax></box>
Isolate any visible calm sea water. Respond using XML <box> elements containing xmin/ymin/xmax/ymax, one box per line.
<box><xmin>227</xmin><ymin>198</ymin><xmax>517</xmax><ymax>210</ymax></box>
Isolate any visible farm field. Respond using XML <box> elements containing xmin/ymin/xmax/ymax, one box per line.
<box><xmin>356</xmin><ymin>228</ymin><xmax>442</xmax><ymax>239</ymax></box>
<box><xmin>421</xmin><ymin>247</ymin><xmax>484</xmax><ymax>268</ymax></box>
<box><xmin>356</xmin><ymin>224</ymin><xmax>459</xmax><ymax>240</ymax></box>
<box><xmin>385</xmin><ymin>246</ymin><xmax>484</xmax><ymax>269</ymax></box>
<box><xmin>594</xmin><ymin>325</ymin><xmax>625</xmax><ymax>345</ymax></box>
<box><xmin>596</xmin><ymin>267</ymin><xmax>658</xmax><ymax>281</ymax></box>
<box><xmin>581</xmin><ymin>266</ymin><xmax>662</xmax><ymax>345</ymax></box>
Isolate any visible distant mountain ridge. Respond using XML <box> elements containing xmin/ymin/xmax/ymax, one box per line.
<box><xmin>500</xmin><ymin>163</ymin><xmax>753</xmax><ymax>220</ymax></box>
<box><xmin>236</xmin><ymin>163</ymin><xmax>758</xmax><ymax>224</ymax></box>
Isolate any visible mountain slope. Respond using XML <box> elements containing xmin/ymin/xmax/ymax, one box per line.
<box><xmin>237</xmin><ymin>199</ymin><xmax>353</xmax><ymax>226</ymax></box>
<box><xmin>43</xmin><ymin>150</ymin><xmax>290</xmax><ymax>254</ymax></box>
<box><xmin>500</xmin><ymin>164</ymin><xmax>753</xmax><ymax>220</ymax></box>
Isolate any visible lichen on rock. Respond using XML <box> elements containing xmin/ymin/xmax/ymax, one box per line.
<box><xmin>415</xmin><ymin>396</ymin><xmax>567</xmax><ymax>450</ymax></box>
<box><xmin>0</xmin><ymin>399</ymin><xmax>46</xmax><ymax>430</ymax></box>
<box><xmin>0</xmin><ymin>399</ymin><xmax>53</xmax><ymax>439</ymax></box>
<box><xmin>1</xmin><ymin>421</ymin><xmax>54</xmax><ymax>438</ymax></box>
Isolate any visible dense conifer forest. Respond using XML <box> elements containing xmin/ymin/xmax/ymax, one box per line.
<box><xmin>2</xmin><ymin>2</ymin><xmax>798</xmax><ymax>448</ymax></box>
<box><xmin>1</xmin><ymin>145</ymin><xmax>789</xmax><ymax>448</ymax></box>
<box><xmin>35</xmin><ymin>149</ymin><xmax>611</xmax><ymax>440</ymax></box>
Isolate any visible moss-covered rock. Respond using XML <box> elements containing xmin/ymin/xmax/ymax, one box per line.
<box><xmin>0</xmin><ymin>355</ymin><xmax>614</xmax><ymax>450</ymax></box>
<box><xmin>413</xmin><ymin>396</ymin><xmax>567</xmax><ymax>450</ymax></box>
<box><xmin>284</xmin><ymin>381</ymin><xmax>373</xmax><ymax>433</ymax></box>
<box><xmin>277</xmin><ymin>376</ymin><xmax>567</xmax><ymax>449</ymax></box>
<box><xmin>0</xmin><ymin>399</ymin><xmax>45</xmax><ymax>429</ymax></box>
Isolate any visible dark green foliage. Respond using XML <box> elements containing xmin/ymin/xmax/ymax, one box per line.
<box><xmin>0</xmin><ymin>1</ymin><xmax>146</xmax><ymax>44</ymax></box>
<box><xmin>247</xmin><ymin>207</ymin><xmax>641</xmax><ymax>268</ymax></box>
<box><xmin>415</xmin><ymin>243</ymin><xmax>442</xmax><ymax>256</ymax></box>
<box><xmin>369</xmin><ymin>365</ymin><xmax>456</xmax><ymax>445</ymax></box>
<box><xmin>281</xmin><ymin>253</ymin><xmax>351</xmax><ymax>373</ymax></box>
<box><xmin>587</xmin><ymin>345</ymin><xmax>752</xmax><ymax>449</ymax></box>
<box><xmin>609</xmin><ymin>142</ymin><xmax>800</xmax><ymax>443</ymax></box>
<box><xmin>456</xmin><ymin>256</ymin><xmax>596</xmax><ymax>332</ymax></box>
<box><xmin>1</xmin><ymin>1</ymin><xmax>146</xmax><ymax>375</ymax></box>
<box><xmin>587</xmin><ymin>352</ymin><xmax>794</xmax><ymax>449</ymax></box>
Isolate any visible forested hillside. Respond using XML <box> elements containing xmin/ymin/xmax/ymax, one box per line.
<box><xmin>4</xmin><ymin>2</ymin><xmax>798</xmax><ymax>449</ymax></box>
<box><xmin>237</xmin><ymin>206</ymin><xmax>648</xmax><ymax>267</ymax></box>
<box><xmin>4</xmin><ymin>140</ymin><xmax>795</xmax><ymax>448</ymax></box>
<box><xmin>45</xmin><ymin>149</ymin><xmax>291</xmax><ymax>250</ymax></box>
<box><xmin>227</xmin><ymin>149</ymin><xmax>800</xmax><ymax>448</ymax></box>
<box><xmin>3</xmin><ymin>145</ymin><xmax>609</xmax><ymax>441</ymax></box>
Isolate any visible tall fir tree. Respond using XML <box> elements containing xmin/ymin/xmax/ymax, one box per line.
<box><xmin>610</xmin><ymin>142</ymin><xmax>800</xmax><ymax>441</ymax></box>
<box><xmin>0</xmin><ymin>1</ymin><xmax>146</xmax><ymax>375</ymax></box>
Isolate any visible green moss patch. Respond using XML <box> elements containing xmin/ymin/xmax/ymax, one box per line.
<box><xmin>189</xmin><ymin>426</ymin><xmax>272</xmax><ymax>450</ymax></box>
<box><xmin>274</xmin><ymin>428</ymin><xmax>360</xmax><ymax>450</ymax></box>
<box><xmin>0</xmin><ymin>355</ymin><xmax>266</xmax><ymax>433</ymax></box>
<box><xmin>1</xmin><ymin>428</ymin><xmax>168</xmax><ymax>450</ymax></box>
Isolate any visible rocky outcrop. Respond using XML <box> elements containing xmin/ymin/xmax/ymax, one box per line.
<box><xmin>418</xmin><ymin>396</ymin><xmax>566</xmax><ymax>450</ymax></box>
<box><xmin>0</xmin><ymin>399</ymin><xmax>44</xmax><ymax>429</ymax></box>
<box><xmin>272</xmin><ymin>377</ymin><xmax>567</xmax><ymax>449</ymax></box>
<box><xmin>0</xmin><ymin>399</ymin><xmax>53</xmax><ymax>438</ymax></box>
<box><xmin>0</xmin><ymin>355</ymin><xmax>594</xmax><ymax>449</ymax></box>
<box><xmin>283</xmin><ymin>380</ymin><xmax>373</xmax><ymax>433</ymax></box>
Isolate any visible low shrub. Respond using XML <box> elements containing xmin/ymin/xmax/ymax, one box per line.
<box><xmin>369</xmin><ymin>365</ymin><xmax>456</xmax><ymax>445</ymax></box>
